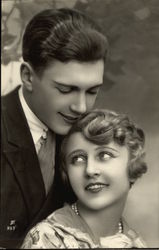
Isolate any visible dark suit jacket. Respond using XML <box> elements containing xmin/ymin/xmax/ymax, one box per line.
<box><xmin>1</xmin><ymin>86</ymin><xmax>65</xmax><ymax>248</ymax></box>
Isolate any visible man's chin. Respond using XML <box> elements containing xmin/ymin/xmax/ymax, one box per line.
<box><xmin>51</xmin><ymin>124</ymin><xmax>71</xmax><ymax>135</ymax></box>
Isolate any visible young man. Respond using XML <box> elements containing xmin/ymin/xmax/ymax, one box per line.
<box><xmin>1</xmin><ymin>8</ymin><xmax>108</xmax><ymax>248</ymax></box>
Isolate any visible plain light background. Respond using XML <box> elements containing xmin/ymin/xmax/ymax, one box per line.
<box><xmin>2</xmin><ymin>0</ymin><xmax>159</xmax><ymax>247</ymax></box>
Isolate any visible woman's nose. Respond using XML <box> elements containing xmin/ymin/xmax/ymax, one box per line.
<box><xmin>70</xmin><ymin>93</ymin><xmax>87</xmax><ymax>114</ymax></box>
<box><xmin>85</xmin><ymin>160</ymin><xmax>101</xmax><ymax>178</ymax></box>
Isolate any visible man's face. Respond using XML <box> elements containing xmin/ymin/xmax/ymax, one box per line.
<box><xmin>28</xmin><ymin>60</ymin><xmax>104</xmax><ymax>135</ymax></box>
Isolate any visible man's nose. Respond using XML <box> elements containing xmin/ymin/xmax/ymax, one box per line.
<box><xmin>70</xmin><ymin>93</ymin><xmax>87</xmax><ymax>114</ymax></box>
<box><xmin>85</xmin><ymin>159</ymin><xmax>101</xmax><ymax>178</ymax></box>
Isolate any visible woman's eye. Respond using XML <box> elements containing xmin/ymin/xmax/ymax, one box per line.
<box><xmin>71</xmin><ymin>155</ymin><xmax>86</xmax><ymax>165</ymax></box>
<box><xmin>98</xmin><ymin>152</ymin><xmax>113</xmax><ymax>161</ymax></box>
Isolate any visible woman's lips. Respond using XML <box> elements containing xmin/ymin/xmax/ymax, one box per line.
<box><xmin>85</xmin><ymin>183</ymin><xmax>109</xmax><ymax>193</ymax></box>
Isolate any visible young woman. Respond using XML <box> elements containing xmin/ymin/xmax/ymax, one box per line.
<box><xmin>21</xmin><ymin>109</ymin><xmax>147</xmax><ymax>248</ymax></box>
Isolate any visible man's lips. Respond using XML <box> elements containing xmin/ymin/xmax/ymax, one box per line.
<box><xmin>59</xmin><ymin>112</ymin><xmax>79</xmax><ymax>123</ymax></box>
<box><xmin>85</xmin><ymin>182</ymin><xmax>109</xmax><ymax>193</ymax></box>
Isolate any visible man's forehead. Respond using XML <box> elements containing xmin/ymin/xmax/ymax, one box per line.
<box><xmin>43</xmin><ymin>59</ymin><xmax>104</xmax><ymax>87</ymax></box>
<box><xmin>45</xmin><ymin>59</ymin><xmax>104</xmax><ymax>75</ymax></box>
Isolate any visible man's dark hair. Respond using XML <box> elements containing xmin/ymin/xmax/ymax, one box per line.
<box><xmin>22</xmin><ymin>8</ymin><xmax>108</xmax><ymax>73</ymax></box>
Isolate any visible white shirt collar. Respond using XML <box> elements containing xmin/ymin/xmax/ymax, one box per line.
<box><xmin>18</xmin><ymin>87</ymin><xmax>48</xmax><ymax>147</ymax></box>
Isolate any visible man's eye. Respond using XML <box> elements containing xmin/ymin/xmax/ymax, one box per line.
<box><xmin>88</xmin><ymin>91</ymin><xmax>98</xmax><ymax>95</ymax></box>
<box><xmin>71</xmin><ymin>155</ymin><xmax>86</xmax><ymax>165</ymax></box>
<box><xmin>56</xmin><ymin>87</ymin><xmax>72</xmax><ymax>94</ymax></box>
<box><xmin>87</xmin><ymin>87</ymin><xmax>99</xmax><ymax>95</ymax></box>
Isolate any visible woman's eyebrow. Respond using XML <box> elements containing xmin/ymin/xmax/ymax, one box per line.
<box><xmin>95</xmin><ymin>146</ymin><xmax>119</xmax><ymax>153</ymax></box>
<box><xmin>67</xmin><ymin>149</ymin><xmax>86</xmax><ymax>158</ymax></box>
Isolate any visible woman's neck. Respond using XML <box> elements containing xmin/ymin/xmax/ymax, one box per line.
<box><xmin>77</xmin><ymin>199</ymin><xmax>126</xmax><ymax>239</ymax></box>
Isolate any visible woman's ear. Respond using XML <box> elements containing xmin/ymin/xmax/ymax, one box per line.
<box><xmin>128</xmin><ymin>160</ymin><xmax>137</xmax><ymax>188</ymax></box>
<box><xmin>129</xmin><ymin>179</ymin><xmax>136</xmax><ymax>188</ymax></box>
<box><xmin>20</xmin><ymin>62</ymin><xmax>34</xmax><ymax>92</ymax></box>
<box><xmin>129</xmin><ymin>172</ymin><xmax>137</xmax><ymax>188</ymax></box>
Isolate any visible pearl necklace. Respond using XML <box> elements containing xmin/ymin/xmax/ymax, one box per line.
<box><xmin>71</xmin><ymin>203</ymin><xmax>123</xmax><ymax>234</ymax></box>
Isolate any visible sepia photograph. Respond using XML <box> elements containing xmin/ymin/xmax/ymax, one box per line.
<box><xmin>1</xmin><ymin>0</ymin><xmax>159</xmax><ymax>248</ymax></box>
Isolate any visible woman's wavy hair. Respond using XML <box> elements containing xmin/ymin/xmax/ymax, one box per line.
<box><xmin>60</xmin><ymin>109</ymin><xmax>147</xmax><ymax>202</ymax></box>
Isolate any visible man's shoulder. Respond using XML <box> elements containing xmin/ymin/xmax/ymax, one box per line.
<box><xmin>2</xmin><ymin>86</ymin><xmax>21</xmax><ymax>109</ymax></box>
<box><xmin>1</xmin><ymin>85</ymin><xmax>30</xmax><ymax>148</ymax></box>
<box><xmin>2</xmin><ymin>85</ymin><xmax>20</xmax><ymax>98</ymax></box>
<box><xmin>1</xmin><ymin>86</ymin><xmax>21</xmax><ymax>127</ymax></box>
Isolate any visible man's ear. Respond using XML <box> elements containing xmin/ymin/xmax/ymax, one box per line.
<box><xmin>20</xmin><ymin>62</ymin><xmax>34</xmax><ymax>92</ymax></box>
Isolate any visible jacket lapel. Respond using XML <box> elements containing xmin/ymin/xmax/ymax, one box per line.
<box><xmin>27</xmin><ymin>134</ymin><xmax>65</xmax><ymax>229</ymax></box>
<box><xmin>2</xmin><ymin>87</ymin><xmax>46</xmax><ymax>220</ymax></box>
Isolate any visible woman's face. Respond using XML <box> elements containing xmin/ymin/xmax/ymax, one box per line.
<box><xmin>65</xmin><ymin>132</ymin><xmax>130</xmax><ymax>211</ymax></box>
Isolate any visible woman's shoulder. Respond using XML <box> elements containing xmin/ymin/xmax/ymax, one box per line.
<box><xmin>99</xmin><ymin>218</ymin><xmax>147</xmax><ymax>248</ymax></box>
<box><xmin>20</xmin><ymin>205</ymin><xmax>72</xmax><ymax>248</ymax></box>
<box><xmin>122</xmin><ymin>218</ymin><xmax>147</xmax><ymax>248</ymax></box>
<box><xmin>47</xmin><ymin>203</ymin><xmax>77</xmax><ymax>226</ymax></box>
<box><xmin>21</xmin><ymin>204</ymin><xmax>98</xmax><ymax>249</ymax></box>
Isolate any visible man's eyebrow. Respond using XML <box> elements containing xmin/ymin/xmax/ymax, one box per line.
<box><xmin>53</xmin><ymin>81</ymin><xmax>73</xmax><ymax>87</ymax></box>
<box><xmin>53</xmin><ymin>81</ymin><xmax>103</xmax><ymax>89</ymax></box>
<box><xmin>89</xmin><ymin>83</ymin><xmax>103</xmax><ymax>90</ymax></box>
